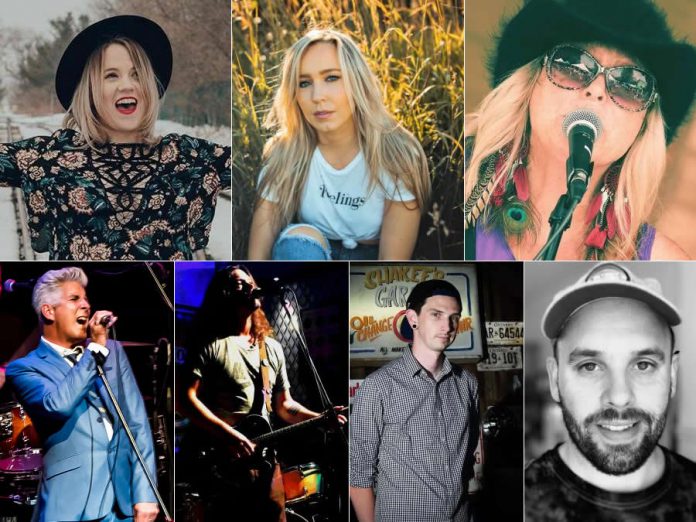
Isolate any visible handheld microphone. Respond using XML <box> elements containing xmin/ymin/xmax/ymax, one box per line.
<box><xmin>2</xmin><ymin>278</ymin><xmax>36</xmax><ymax>293</ymax></box>
<box><xmin>562</xmin><ymin>110</ymin><xmax>603</xmax><ymax>202</ymax></box>
<box><xmin>250</xmin><ymin>287</ymin><xmax>265</xmax><ymax>299</ymax></box>
<box><xmin>251</xmin><ymin>283</ymin><xmax>286</xmax><ymax>298</ymax></box>
<box><xmin>98</xmin><ymin>314</ymin><xmax>114</xmax><ymax>327</ymax></box>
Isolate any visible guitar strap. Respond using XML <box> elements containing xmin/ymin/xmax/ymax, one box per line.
<box><xmin>258</xmin><ymin>336</ymin><xmax>273</xmax><ymax>414</ymax></box>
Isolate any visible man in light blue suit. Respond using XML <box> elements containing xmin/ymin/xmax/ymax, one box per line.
<box><xmin>6</xmin><ymin>267</ymin><xmax>159</xmax><ymax>522</ymax></box>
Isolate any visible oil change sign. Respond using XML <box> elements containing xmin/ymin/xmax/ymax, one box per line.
<box><xmin>349</xmin><ymin>264</ymin><xmax>483</xmax><ymax>360</ymax></box>
<box><xmin>349</xmin><ymin>379</ymin><xmax>363</xmax><ymax>406</ymax></box>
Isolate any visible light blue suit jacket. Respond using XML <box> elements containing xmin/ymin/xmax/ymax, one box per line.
<box><xmin>6</xmin><ymin>339</ymin><xmax>157</xmax><ymax>522</ymax></box>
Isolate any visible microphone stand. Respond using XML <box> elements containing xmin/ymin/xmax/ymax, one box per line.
<box><xmin>144</xmin><ymin>263</ymin><xmax>174</xmax><ymax>514</ymax></box>
<box><xmin>535</xmin><ymin>156</ymin><xmax>594</xmax><ymax>260</ymax></box>
<box><xmin>274</xmin><ymin>287</ymin><xmax>348</xmax><ymax>521</ymax></box>
<box><xmin>100</xmin><ymin>263</ymin><xmax>174</xmax><ymax>521</ymax></box>
<box><xmin>145</xmin><ymin>263</ymin><xmax>173</xmax><ymax>312</ymax></box>
<box><xmin>276</xmin><ymin>288</ymin><xmax>348</xmax><ymax>448</ymax></box>
<box><xmin>94</xmin><ymin>355</ymin><xmax>173</xmax><ymax>522</ymax></box>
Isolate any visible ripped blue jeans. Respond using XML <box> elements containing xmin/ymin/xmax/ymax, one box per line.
<box><xmin>271</xmin><ymin>224</ymin><xmax>379</xmax><ymax>260</ymax></box>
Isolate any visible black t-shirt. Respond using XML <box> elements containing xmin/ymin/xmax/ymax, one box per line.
<box><xmin>526</xmin><ymin>445</ymin><xmax>696</xmax><ymax>521</ymax></box>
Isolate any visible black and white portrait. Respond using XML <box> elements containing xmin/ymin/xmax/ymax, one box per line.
<box><xmin>524</xmin><ymin>262</ymin><xmax>696</xmax><ymax>521</ymax></box>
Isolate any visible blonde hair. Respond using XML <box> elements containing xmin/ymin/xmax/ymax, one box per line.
<box><xmin>466</xmin><ymin>58</ymin><xmax>666</xmax><ymax>259</ymax></box>
<box><xmin>257</xmin><ymin>28</ymin><xmax>430</xmax><ymax>229</ymax></box>
<box><xmin>63</xmin><ymin>38</ymin><xmax>161</xmax><ymax>147</ymax></box>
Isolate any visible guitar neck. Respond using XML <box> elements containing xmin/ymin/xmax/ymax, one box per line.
<box><xmin>253</xmin><ymin>414</ymin><xmax>328</xmax><ymax>446</ymax></box>
<box><xmin>253</xmin><ymin>407</ymin><xmax>346</xmax><ymax>446</ymax></box>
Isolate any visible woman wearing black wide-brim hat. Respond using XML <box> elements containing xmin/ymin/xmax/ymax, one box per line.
<box><xmin>0</xmin><ymin>15</ymin><xmax>230</xmax><ymax>260</ymax></box>
<box><xmin>465</xmin><ymin>0</ymin><xmax>696</xmax><ymax>260</ymax></box>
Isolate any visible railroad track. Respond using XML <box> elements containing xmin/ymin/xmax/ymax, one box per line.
<box><xmin>0</xmin><ymin>118</ymin><xmax>38</xmax><ymax>260</ymax></box>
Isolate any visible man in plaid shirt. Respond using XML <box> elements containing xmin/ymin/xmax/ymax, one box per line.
<box><xmin>350</xmin><ymin>279</ymin><xmax>480</xmax><ymax>522</ymax></box>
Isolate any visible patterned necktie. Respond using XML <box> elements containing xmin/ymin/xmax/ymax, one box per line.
<box><xmin>63</xmin><ymin>346</ymin><xmax>114</xmax><ymax>437</ymax></box>
<box><xmin>64</xmin><ymin>346</ymin><xmax>84</xmax><ymax>365</ymax></box>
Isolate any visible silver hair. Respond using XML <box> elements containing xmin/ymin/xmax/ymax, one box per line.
<box><xmin>32</xmin><ymin>267</ymin><xmax>88</xmax><ymax>319</ymax></box>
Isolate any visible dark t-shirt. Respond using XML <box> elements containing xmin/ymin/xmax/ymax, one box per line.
<box><xmin>526</xmin><ymin>445</ymin><xmax>696</xmax><ymax>521</ymax></box>
<box><xmin>190</xmin><ymin>336</ymin><xmax>290</xmax><ymax>424</ymax></box>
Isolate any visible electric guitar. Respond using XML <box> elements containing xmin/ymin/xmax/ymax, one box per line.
<box><xmin>234</xmin><ymin>406</ymin><xmax>347</xmax><ymax>450</ymax></box>
<box><xmin>200</xmin><ymin>407</ymin><xmax>347</xmax><ymax>480</ymax></box>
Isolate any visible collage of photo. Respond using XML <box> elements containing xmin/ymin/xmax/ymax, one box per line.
<box><xmin>0</xmin><ymin>0</ymin><xmax>693</xmax><ymax>521</ymax></box>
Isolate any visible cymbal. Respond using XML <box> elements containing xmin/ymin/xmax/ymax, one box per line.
<box><xmin>120</xmin><ymin>341</ymin><xmax>156</xmax><ymax>348</ymax></box>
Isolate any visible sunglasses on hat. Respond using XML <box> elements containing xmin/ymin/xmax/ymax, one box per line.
<box><xmin>544</xmin><ymin>45</ymin><xmax>658</xmax><ymax>112</ymax></box>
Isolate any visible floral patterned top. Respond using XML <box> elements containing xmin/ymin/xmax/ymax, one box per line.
<box><xmin>0</xmin><ymin>129</ymin><xmax>230</xmax><ymax>260</ymax></box>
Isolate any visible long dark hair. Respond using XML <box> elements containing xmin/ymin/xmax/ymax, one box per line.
<box><xmin>189</xmin><ymin>264</ymin><xmax>274</xmax><ymax>352</ymax></box>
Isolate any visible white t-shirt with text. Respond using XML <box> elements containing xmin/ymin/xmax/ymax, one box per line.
<box><xmin>261</xmin><ymin>148</ymin><xmax>415</xmax><ymax>246</ymax></box>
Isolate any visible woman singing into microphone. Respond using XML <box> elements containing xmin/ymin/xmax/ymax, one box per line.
<box><xmin>248</xmin><ymin>28</ymin><xmax>430</xmax><ymax>260</ymax></box>
<box><xmin>465</xmin><ymin>0</ymin><xmax>696</xmax><ymax>260</ymax></box>
<box><xmin>0</xmin><ymin>15</ymin><xmax>230</xmax><ymax>260</ymax></box>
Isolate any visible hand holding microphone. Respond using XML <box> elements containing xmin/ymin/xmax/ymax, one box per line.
<box><xmin>98</xmin><ymin>314</ymin><xmax>117</xmax><ymax>327</ymax></box>
<box><xmin>88</xmin><ymin>310</ymin><xmax>117</xmax><ymax>347</ymax></box>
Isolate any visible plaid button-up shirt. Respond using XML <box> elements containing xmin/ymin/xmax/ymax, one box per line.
<box><xmin>350</xmin><ymin>347</ymin><xmax>480</xmax><ymax>522</ymax></box>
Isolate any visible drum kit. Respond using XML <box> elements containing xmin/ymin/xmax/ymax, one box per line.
<box><xmin>0</xmin><ymin>407</ymin><xmax>329</xmax><ymax>520</ymax></box>
<box><xmin>0</xmin><ymin>401</ymin><xmax>41</xmax><ymax>519</ymax></box>
<box><xmin>0</xmin><ymin>338</ymin><xmax>173</xmax><ymax>521</ymax></box>
<box><xmin>282</xmin><ymin>462</ymin><xmax>325</xmax><ymax>522</ymax></box>
<box><xmin>176</xmin><ymin>459</ymin><xmax>328</xmax><ymax>522</ymax></box>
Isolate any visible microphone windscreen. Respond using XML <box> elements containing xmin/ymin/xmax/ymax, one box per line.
<box><xmin>562</xmin><ymin>109</ymin><xmax>603</xmax><ymax>139</ymax></box>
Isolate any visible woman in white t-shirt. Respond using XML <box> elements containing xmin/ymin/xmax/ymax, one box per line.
<box><xmin>248</xmin><ymin>28</ymin><xmax>431</xmax><ymax>260</ymax></box>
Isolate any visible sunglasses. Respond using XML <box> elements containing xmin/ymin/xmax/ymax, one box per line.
<box><xmin>544</xmin><ymin>45</ymin><xmax>658</xmax><ymax>112</ymax></box>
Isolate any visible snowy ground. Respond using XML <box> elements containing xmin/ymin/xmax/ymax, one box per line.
<box><xmin>0</xmin><ymin>113</ymin><xmax>231</xmax><ymax>260</ymax></box>
<box><xmin>0</xmin><ymin>188</ymin><xmax>21</xmax><ymax>259</ymax></box>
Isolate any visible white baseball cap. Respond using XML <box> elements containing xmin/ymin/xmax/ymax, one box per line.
<box><xmin>542</xmin><ymin>263</ymin><xmax>681</xmax><ymax>339</ymax></box>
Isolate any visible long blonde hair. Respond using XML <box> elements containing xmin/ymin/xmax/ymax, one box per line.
<box><xmin>466</xmin><ymin>58</ymin><xmax>666</xmax><ymax>259</ymax></box>
<box><xmin>257</xmin><ymin>28</ymin><xmax>430</xmax><ymax>229</ymax></box>
<box><xmin>63</xmin><ymin>38</ymin><xmax>161</xmax><ymax>148</ymax></box>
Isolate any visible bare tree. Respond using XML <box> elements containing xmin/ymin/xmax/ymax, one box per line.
<box><xmin>10</xmin><ymin>13</ymin><xmax>89</xmax><ymax>114</ymax></box>
<box><xmin>95</xmin><ymin>0</ymin><xmax>230</xmax><ymax>126</ymax></box>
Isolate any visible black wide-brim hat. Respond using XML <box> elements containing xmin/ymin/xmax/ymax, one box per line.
<box><xmin>490</xmin><ymin>0</ymin><xmax>696</xmax><ymax>144</ymax></box>
<box><xmin>56</xmin><ymin>15</ymin><xmax>173</xmax><ymax>110</ymax></box>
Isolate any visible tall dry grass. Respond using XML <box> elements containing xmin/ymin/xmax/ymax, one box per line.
<box><xmin>233</xmin><ymin>0</ymin><xmax>463</xmax><ymax>259</ymax></box>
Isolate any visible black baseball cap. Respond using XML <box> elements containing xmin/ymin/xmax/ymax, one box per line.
<box><xmin>399</xmin><ymin>279</ymin><xmax>462</xmax><ymax>340</ymax></box>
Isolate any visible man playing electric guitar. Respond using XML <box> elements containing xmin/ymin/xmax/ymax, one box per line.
<box><xmin>182</xmin><ymin>265</ymin><xmax>346</xmax><ymax>521</ymax></box>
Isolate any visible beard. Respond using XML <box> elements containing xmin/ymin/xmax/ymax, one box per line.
<box><xmin>560</xmin><ymin>399</ymin><xmax>667</xmax><ymax>475</ymax></box>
